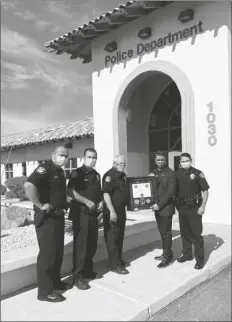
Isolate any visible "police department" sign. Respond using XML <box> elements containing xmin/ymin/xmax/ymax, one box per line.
<box><xmin>105</xmin><ymin>21</ymin><xmax>203</xmax><ymax>67</ymax></box>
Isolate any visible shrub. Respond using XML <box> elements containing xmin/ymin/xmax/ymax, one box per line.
<box><xmin>5</xmin><ymin>205</ymin><xmax>32</xmax><ymax>227</ymax></box>
<box><xmin>4</xmin><ymin>176</ymin><xmax>28</xmax><ymax>201</ymax></box>
<box><xmin>4</xmin><ymin>191</ymin><xmax>14</xmax><ymax>199</ymax></box>
<box><xmin>1</xmin><ymin>184</ymin><xmax>6</xmax><ymax>195</ymax></box>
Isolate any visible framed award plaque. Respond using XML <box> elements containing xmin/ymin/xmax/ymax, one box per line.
<box><xmin>127</xmin><ymin>176</ymin><xmax>156</xmax><ymax>211</ymax></box>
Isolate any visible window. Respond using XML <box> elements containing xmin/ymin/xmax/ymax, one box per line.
<box><xmin>22</xmin><ymin>162</ymin><xmax>27</xmax><ymax>176</ymax></box>
<box><xmin>64</xmin><ymin>158</ymin><xmax>77</xmax><ymax>179</ymax></box>
<box><xmin>5</xmin><ymin>163</ymin><xmax>13</xmax><ymax>180</ymax></box>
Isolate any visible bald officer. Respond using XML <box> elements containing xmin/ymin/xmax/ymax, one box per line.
<box><xmin>176</xmin><ymin>153</ymin><xmax>210</xmax><ymax>269</ymax></box>
<box><xmin>102</xmin><ymin>155</ymin><xmax>129</xmax><ymax>275</ymax></box>
<box><xmin>24</xmin><ymin>146</ymin><xmax>70</xmax><ymax>303</ymax></box>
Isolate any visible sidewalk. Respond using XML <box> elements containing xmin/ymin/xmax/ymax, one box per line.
<box><xmin>1</xmin><ymin>221</ymin><xmax>231</xmax><ymax>321</ymax></box>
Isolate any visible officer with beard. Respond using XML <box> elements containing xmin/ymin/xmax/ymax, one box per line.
<box><xmin>24</xmin><ymin>146</ymin><xmax>71</xmax><ymax>302</ymax></box>
<box><xmin>149</xmin><ymin>151</ymin><xmax>177</xmax><ymax>268</ymax></box>
<box><xmin>102</xmin><ymin>155</ymin><xmax>129</xmax><ymax>275</ymax></box>
<box><xmin>67</xmin><ymin>148</ymin><xmax>103</xmax><ymax>290</ymax></box>
<box><xmin>175</xmin><ymin>153</ymin><xmax>210</xmax><ymax>269</ymax></box>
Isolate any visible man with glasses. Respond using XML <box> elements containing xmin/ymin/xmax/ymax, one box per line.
<box><xmin>24</xmin><ymin>146</ymin><xmax>71</xmax><ymax>302</ymax></box>
<box><xmin>149</xmin><ymin>151</ymin><xmax>177</xmax><ymax>268</ymax></box>
<box><xmin>67</xmin><ymin>148</ymin><xmax>103</xmax><ymax>290</ymax></box>
<box><xmin>102</xmin><ymin>155</ymin><xmax>129</xmax><ymax>275</ymax></box>
<box><xmin>175</xmin><ymin>152</ymin><xmax>210</xmax><ymax>269</ymax></box>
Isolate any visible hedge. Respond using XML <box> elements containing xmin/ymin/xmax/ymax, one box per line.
<box><xmin>4</xmin><ymin>176</ymin><xmax>28</xmax><ymax>201</ymax></box>
<box><xmin>1</xmin><ymin>184</ymin><xmax>6</xmax><ymax>195</ymax></box>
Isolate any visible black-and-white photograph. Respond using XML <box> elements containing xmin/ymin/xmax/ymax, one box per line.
<box><xmin>1</xmin><ymin>1</ymin><xmax>231</xmax><ymax>321</ymax></box>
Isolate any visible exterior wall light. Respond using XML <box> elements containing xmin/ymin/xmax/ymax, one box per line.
<box><xmin>178</xmin><ymin>9</ymin><xmax>194</xmax><ymax>23</ymax></box>
<box><xmin>104</xmin><ymin>41</ymin><xmax>117</xmax><ymax>52</ymax></box>
<box><xmin>137</xmin><ymin>27</ymin><xmax>152</xmax><ymax>39</ymax></box>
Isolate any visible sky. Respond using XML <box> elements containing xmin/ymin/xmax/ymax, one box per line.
<box><xmin>1</xmin><ymin>0</ymin><xmax>122</xmax><ymax>136</ymax></box>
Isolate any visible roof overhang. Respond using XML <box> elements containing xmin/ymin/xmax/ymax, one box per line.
<box><xmin>44</xmin><ymin>1</ymin><xmax>173</xmax><ymax>63</ymax></box>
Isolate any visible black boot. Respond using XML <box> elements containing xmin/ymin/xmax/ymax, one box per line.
<box><xmin>157</xmin><ymin>257</ymin><xmax>173</xmax><ymax>268</ymax></box>
<box><xmin>111</xmin><ymin>266</ymin><xmax>129</xmax><ymax>275</ymax></box>
<box><xmin>75</xmin><ymin>277</ymin><xmax>90</xmax><ymax>290</ymax></box>
<box><xmin>194</xmin><ymin>263</ymin><xmax>204</xmax><ymax>270</ymax></box>
<box><xmin>37</xmin><ymin>291</ymin><xmax>66</xmax><ymax>302</ymax></box>
<box><xmin>177</xmin><ymin>255</ymin><xmax>193</xmax><ymax>263</ymax></box>
<box><xmin>154</xmin><ymin>255</ymin><xmax>164</xmax><ymax>261</ymax></box>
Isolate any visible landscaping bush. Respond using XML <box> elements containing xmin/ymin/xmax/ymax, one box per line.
<box><xmin>4</xmin><ymin>176</ymin><xmax>28</xmax><ymax>201</ymax></box>
<box><xmin>4</xmin><ymin>191</ymin><xmax>14</xmax><ymax>199</ymax></box>
<box><xmin>1</xmin><ymin>184</ymin><xmax>6</xmax><ymax>195</ymax></box>
<box><xmin>4</xmin><ymin>205</ymin><xmax>32</xmax><ymax>227</ymax></box>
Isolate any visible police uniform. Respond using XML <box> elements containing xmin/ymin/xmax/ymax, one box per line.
<box><xmin>176</xmin><ymin>167</ymin><xmax>210</xmax><ymax>266</ymax></box>
<box><xmin>102</xmin><ymin>167</ymin><xmax>128</xmax><ymax>269</ymax></box>
<box><xmin>67</xmin><ymin>165</ymin><xmax>102</xmax><ymax>278</ymax></box>
<box><xmin>26</xmin><ymin>161</ymin><xmax>67</xmax><ymax>297</ymax></box>
<box><xmin>151</xmin><ymin>166</ymin><xmax>176</xmax><ymax>260</ymax></box>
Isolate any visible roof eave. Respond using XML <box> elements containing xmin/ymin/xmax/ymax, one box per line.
<box><xmin>1</xmin><ymin>133</ymin><xmax>94</xmax><ymax>153</ymax></box>
<box><xmin>43</xmin><ymin>1</ymin><xmax>173</xmax><ymax>63</ymax></box>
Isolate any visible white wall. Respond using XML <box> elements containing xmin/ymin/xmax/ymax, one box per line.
<box><xmin>91</xmin><ymin>1</ymin><xmax>231</xmax><ymax>225</ymax></box>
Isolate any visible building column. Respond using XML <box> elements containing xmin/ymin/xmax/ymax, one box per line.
<box><xmin>13</xmin><ymin>163</ymin><xmax>23</xmax><ymax>177</ymax></box>
<box><xmin>26</xmin><ymin>161</ymin><xmax>37</xmax><ymax>176</ymax></box>
<box><xmin>1</xmin><ymin>165</ymin><xmax>6</xmax><ymax>185</ymax></box>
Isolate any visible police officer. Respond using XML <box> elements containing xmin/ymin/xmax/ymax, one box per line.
<box><xmin>67</xmin><ymin>148</ymin><xmax>103</xmax><ymax>290</ymax></box>
<box><xmin>24</xmin><ymin>146</ymin><xmax>70</xmax><ymax>302</ymax></box>
<box><xmin>102</xmin><ymin>155</ymin><xmax>129</xmax><ymax>275</ymax></box>
<box><xmin>149</xmin><ymin>151</ymin><xmax>176</xmax><ymax>268</ymax></box>
<box><xmin>176</xmin><ymin>152</ymin><xmax>210</xmax><ymax>269</ymax></box>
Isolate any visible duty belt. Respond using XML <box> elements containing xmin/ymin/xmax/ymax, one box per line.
<box><xmin>176</xmin><ymin>193</ymin><xmax>202</xmax><ymax>208</ymax></box>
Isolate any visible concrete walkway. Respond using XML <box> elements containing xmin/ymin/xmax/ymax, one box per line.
<box><xmin>1</xmin><ymin>221</ymin><xmax>231</xmax><ymax>321</ymax></box>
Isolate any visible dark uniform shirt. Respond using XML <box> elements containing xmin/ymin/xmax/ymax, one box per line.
<box><xmin>176</xmin><ymin>167</ymin><xmax>210</xmax><ymax>199</ymax></box>
<box><xmin>26</xmin><ymin>160</ymin><xmax>67</xmax><ymax>209</ymax></box>
<box><xmin>67</xmin><ymin>165</ymin><xmax>102</xmax><ymax>205</ymax></box>
<box><xmin>102</xmin><ymin>167</ymin><xmax>128</xmax><ymax>208</ymax></box>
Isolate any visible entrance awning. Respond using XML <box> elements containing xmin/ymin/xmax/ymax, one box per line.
<box><xmin>43</xmin><ymin>1</ymin><xmax>173</xmax><ymax>63</ymax></box>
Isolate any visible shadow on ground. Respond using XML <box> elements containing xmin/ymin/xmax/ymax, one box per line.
<box><xmin>1</xmin><ymin>231</ymin><xmax>225</xmax><ymax>300</ymax></box>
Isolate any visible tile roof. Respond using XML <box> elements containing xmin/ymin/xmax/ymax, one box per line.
<box><xmin>44</xmin><ymin>1</ymin><xmax>173</xmax><ymax>63</ymax></box>
<box><xmin>1</xmin><ymin>117</ymin><xmax>94</xmax><ymax>151</ymax></box>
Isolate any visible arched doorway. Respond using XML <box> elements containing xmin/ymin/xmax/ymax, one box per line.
<box><xmin>149</xmin><ymin>80</ymin><xmax>182</xmax><ymax>171</ymax></box>
<box><xmin>109</xmin><ymin>61</ymin><xmax>195</xmax><ymax>177</ymax></box>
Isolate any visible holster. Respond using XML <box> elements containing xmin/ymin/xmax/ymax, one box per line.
<box><xmin>34</xmin><ymin>210</ymin><xmax>48</xmax><ymax>228</ymax></box>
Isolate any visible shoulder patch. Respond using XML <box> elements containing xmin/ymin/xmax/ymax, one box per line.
<box><xmin>96</xmin><ymin>174</ymin><xmax>100</xmax><ymax>181</ymax></box>
<box><xmin>199</xmin><ymin>172</ymin><xmax>205</xmax><ymax>179</ymax></box>
<box><xmin>36</xmin><ymin>167</ymin><xmax>46</xmax><ymax>174</ymax></box>
<box><xmin>71</xmin><ymin>171</ymin><xmax>78</xmax><ymax>178</ymax></box>
<box><xmin>105</xmin><ymin>176</ymin><xmax>111</xmax><ymax>182</ymax></box>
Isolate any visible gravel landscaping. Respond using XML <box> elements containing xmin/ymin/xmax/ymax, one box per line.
<box><xmin>1</xmin><ymin>220</ymin><xmax>74</xmax><ymax>253</ymax></box>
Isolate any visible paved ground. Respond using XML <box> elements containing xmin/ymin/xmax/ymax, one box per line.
<box><xmin>150</xmin><ymin>265</ymin><xmax>231</xmax><ymax>321</ymax></box>
<box><xmin>1</xmin><ymin>221</ymin><xmax>231</xmax><ymax>321</ymax></box>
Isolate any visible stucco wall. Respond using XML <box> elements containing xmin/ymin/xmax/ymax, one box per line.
<box><xmin>1</xmin><ymin>137</ymin><xmax>94</xmax><ymax>184</ymax></box>
<box><xmin>91</xmin><ymin>1</ymin><xmax>231</xmax><ymax>224</ymax></box>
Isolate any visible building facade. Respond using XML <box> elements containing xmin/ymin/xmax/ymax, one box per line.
<box><xmin>45</xmin><ymin>1</ymin><xmax>231</xmax><ymax>225</ymax></box>
<box><xmin>1</xmin><ymin>118</ymin><xmax>94</xmax><ymax>184</ymax></box>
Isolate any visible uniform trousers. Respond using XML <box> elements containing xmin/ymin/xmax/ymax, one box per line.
<box><xmin>103</xmin><ymin>207</ymin><xmax>126</xmax><ymax>269</ymax></box>
<box><xmin>155</xmin><ymin>212</ymin><xmax>173</xmax><ymax>258</ymax></box>
<box><xmin>35</xmin><ymin>210</ymin><xmax>64</xmax><ymax>296</ymax></box>
<box><xmin>72</xmin><ymin>208</ymin><xmax>98</xmax><ymax>278</ymax></box>
<box><xmin>178</xmin><ymin>208</ymin><xmax>204</xmax><ymax>266</ymax></box>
